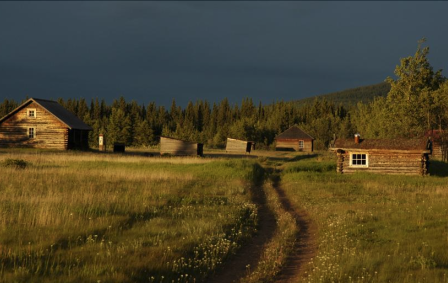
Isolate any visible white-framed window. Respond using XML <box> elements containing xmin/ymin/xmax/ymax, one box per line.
<box><xmin>28</xmin><ymin>127</ymin><xmax>36</xmax><ymax>139</ymax></box>
<box><xmin>350</xmin><ymin>153</ymin><xmax>368</xmax><ymax>167</ymax></box>
<box><xmin>299</xmin><ymin>140</ymin><xmax>304</xmax><ymax>149</ymax></box>
<box><xmin>27</xmin><ymin>108</ymin><xmax>37</xmax><ymax>118</ymax></box>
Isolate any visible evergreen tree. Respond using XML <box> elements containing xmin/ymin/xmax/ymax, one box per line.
<box><xmin>77</xmin><ymin>98</ymin><xmax>89</xmax><ymax>121</ymax></box>
<box><xmin>0</xmin><ymin>99</ymin><xmax>18</xmax><ymax>118</ymax></box>
<box><xmin>134</xmin><ymin>119</ymin><xmax>154</xmax><ymax>146</ymax></box>
<box><xmin>92</xmin><ymin>98</ymin><xmax>101</xmax><ymax>121</ymax></box>
<box><xmin>107</xmin><ymin>108</ymin><xmax>131</xmax><ymax>146</ymax></box>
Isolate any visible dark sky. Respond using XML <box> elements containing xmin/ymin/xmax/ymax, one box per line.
<box><xmin>1</xmin><ymin>1</ymin><xmax>448</xmax><ymax>107</ymax></box>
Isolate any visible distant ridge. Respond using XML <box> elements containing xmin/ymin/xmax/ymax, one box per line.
<box><xmin>297</xmin><ymin>82</ymin><xmax>390</xmax><ymax>106</ymax></box>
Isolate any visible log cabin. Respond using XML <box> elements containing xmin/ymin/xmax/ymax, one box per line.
<box><xmin>275</xmin><ymin>125</ymin><xmax>314</xmax><ymax>152</ymax></box>
<box><xmin>160</xmin><ymin>136</ymin><xmax>203</xmax><ymax>156</ymax></box>
<box><xmin>0</xmin><ymin>98</ymin><xmax>92</xmax><ymax>150</ymax></box>
<box><xmin>330</xmin><ymin>134</ymin><xmax>431</xmax><ymax>175</ymax></box>
<box><xmin>225</xmin><ymin>138</ymin><xmax>253</xmax><ymax>154</ymax></box>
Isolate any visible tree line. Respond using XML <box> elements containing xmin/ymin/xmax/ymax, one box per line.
<box><xmin>1</xmin><ymin>39</ymin><xmax>447</xmax><ymax>149</ymax></box>
<box><xmin>0</xmin><ymin>95</ymin><xmax>350</xmax><ymax>150</ymax></box>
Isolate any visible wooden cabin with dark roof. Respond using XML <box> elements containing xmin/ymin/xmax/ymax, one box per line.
<box><xmin>160</xmin><ymin>136</ymin><xmax>203</xmax><ymax>156</ymax></box>
<box><xmin>330</xmin><ymin>134</ymin><xmax>431</xmax><ymax>175</ymax></box>
<box><xmin>275</xmin><ymin>125</ymin><xmax>314</xmax><ymax>152</ymax></box>
<box><xmin>0</xmin><ymin>98</ymin><xmax>92</xmax><ymax>150</ymax></box>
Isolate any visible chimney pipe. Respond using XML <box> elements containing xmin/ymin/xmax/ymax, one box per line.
<box><xmin>354</xmin><ymin>133</ymin><xmax>360</xmax><ymax>144</ymax></box>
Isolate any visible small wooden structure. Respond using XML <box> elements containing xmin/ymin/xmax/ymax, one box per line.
<box><xmin>99</xmin><ymin>134</ymin><xmax>106</xmax><ymax>151</ymax></box>
<box><xmin>160</xmin><ymin>136</ymin><xmax>203</xmax><ymax>156</ymax></box>
<box><xmin>113</xmin><ymin>143</ymin><xmax>125</xmax><ymax>153</ymax></box>
<box><xmin>425</xmin><ymin>130</ymin><xmax>448</xmax><ymax>162</ymax></box>
<box><xmin>0</xmin><ymin>98</ymin><xmax>92</xmax><ymax>150</ymax></box>
<box><xmin>275</xmin><ymin>125</ymin><xmax>314</xmax><ymax>152</ymax></box>
<box><xmin>330</xmin><ymin>135</ymin><xmax>431</xmax><ymax>175</ymax></box>
<box><xmin>225</xmin><ymin>138</ymin><xmax>253</xmax><ymax>154</ymax></box>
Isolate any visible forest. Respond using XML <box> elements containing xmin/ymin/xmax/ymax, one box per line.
<box><xmin>297</xmin><ymin>81</ymin><xmax>391</xmax><ymax>106</ymax></box>
<box><xmin>1</xmin><ymin>40</ymin><xmax>447</xmax><ymax>150</ymax></box>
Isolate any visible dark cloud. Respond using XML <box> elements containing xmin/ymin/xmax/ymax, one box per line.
<box><xmin>1</xmin><ymin>2</ymin><xmax>448</xmax><ymax>106</ymax></box>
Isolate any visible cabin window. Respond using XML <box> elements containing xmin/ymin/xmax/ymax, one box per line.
<box><xmin>27</xmin><ymin>108</ymin><xmax>37</xmax><ymax>118</ymax></box>
<box><xmin>350</xmin><ymin>153</ymin><xmax>368</xmax><ymax>167</ymax></box>
<box><xmin>299</xmin><ymin>140</ymin><xmax>304</xmax><ymax>149</ymax></box>
<box><xmin>28</xmin><ymin>128</ymin><xmax>35</xmax><ymax>139</ymax></box>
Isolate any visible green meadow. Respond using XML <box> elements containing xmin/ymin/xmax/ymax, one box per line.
<box><xmin>1</xmin><ymin>150</ymin><xmax>448</xmax><ymax>283</ymax></box>
<box><xmin>280</xmin><ymin>155</ymin><xmax>448</xmax><ymax>283</ymax></box>
<box><xmin>0</xmin><ymin>152</ymin><xmax>266</xmax><ymax>283</ymax></box>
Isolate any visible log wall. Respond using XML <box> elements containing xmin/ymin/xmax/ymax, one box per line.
<box><xmin>337</xmin><ymin>150</ymin><xmax>428</xmax><ymax>175</ymax></box>
<box><xmin>0</xmin><ymin>102</ymin><xmax>68</xmax><ymax>150</ymax></box>
<box><xmin>431</xmin><ymin>140</ymin><xmax>448</xmax><ymax>162</ymax></box>
<box><xmin>276</xmin><ymin>139</ymin><xmax>313</xmax><ymax>152</ymax></box>
<box><xmin>225</xmin><ymin>138</ymin><xmax>252</xmax><ymax>154</ymax></box>
<box><xmin>160</xmin><ymin>137</ymin><xmax>203</xmax><ymax>156</ymax></box>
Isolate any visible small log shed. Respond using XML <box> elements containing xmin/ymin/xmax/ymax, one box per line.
<box><xmin>160</xmin><ymin>136</ymin><xmax>203</xmax><ymax>156</ymax></box>
<box><xmin>275</xmin><ymin>125</ymin><xmax>314</xmax><ymax>152</ymax></box>
<box><xmin>0</xmin><ymin>98</ymin><xmax>92</xmax><ymax>150</ymax></box>
<box><xmin>330</xmin><ymin>135</ymin><xmax>431</xmax><ymax>176</ymax></box>
<box><xmin>225</xmin><ymin>138</ymin><xmax>254</xmax><ymax>154</ymax></box>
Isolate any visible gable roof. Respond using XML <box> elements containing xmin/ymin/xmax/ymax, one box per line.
<box><xmin>331</xmin><ymin>138</ymin><xmax>429</xmax><ymax>152</ymax></box>
<box><xmin>275</xmin><ymin>125</ymin><xmax>314</xmax><ymax>140</ymax></box>
<box><xmin>0</xmin><ymin>98</ymin><xmax>92</xmax><ymax>131</ymax></box>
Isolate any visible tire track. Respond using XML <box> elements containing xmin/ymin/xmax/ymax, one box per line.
<box><xmin>271</xmin><ymin>171</ymin><xmax>318</xmax><ymax>283</ymax></box>
<box><xmin>210</xmin><ymin>184</ymin><xmax>277</xmax><ymax>283</ymax></box>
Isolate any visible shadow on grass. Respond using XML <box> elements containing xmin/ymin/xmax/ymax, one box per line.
<box><xmin>203</xmin><ymin>153</ymin><xmax>258</xmax><ymax>159</ymax></box>
<box><xmin>267</xmin><ymin>153</ymin><xmax>318</xmax><ymax>163</ymax></box>
<box><xmin>429</xmin><ymin>160</ymin><xmax>448</xmax><ymax>177</ymax></box>
<box><xmin>288</xmin><ymin>153</ymin><xmax>318</xmax><ymax>162</ymax></box>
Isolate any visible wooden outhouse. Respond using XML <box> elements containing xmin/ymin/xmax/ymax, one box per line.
<box><xmin>160</xmin><ymin>136</ymin><xmax>203</xmax><ymax>156</ymax></box>
<box><xmin>225</xmin><ymin>138</ymin><xmax>253</xmax><ymax>154</ymax></box>
<box><xmin>0</xmin><ymin>98</ymin><xmax>92</xmax><ymax>150</ymax></box>
<box><xmin>275</xmin><ymin>125</ymin><xmax>314</xmax><ymax>152</ymax></box>
<box><xmin>330</xmin><ymin>135</ymin><xmax>431</xmax><ymax>175</ymax></box>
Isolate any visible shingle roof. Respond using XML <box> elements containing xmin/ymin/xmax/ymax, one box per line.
<box><xmin>332</xmin><ymin>138</ymin><xmax>429</xmax><ymax>151</ymax></box>
<box><xmin>275</xmin><ymin>125</ymin><xmax>314</xmax><ymax>140</ymax></box>
<box><xmin>0</xmin><ymin>98</ymin><xmax>92</xmax><ymax>131</ymax></box>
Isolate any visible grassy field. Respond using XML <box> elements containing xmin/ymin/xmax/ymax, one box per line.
<box><xmin>0</xmin><ymin>150</ymin><xmax>266</xmax><ymax>283</ymax></box>
<box><xmin>3</xmin><ymin>148</ymin><xmax>448</xmax><ymax>283</ymax></box>
<box><xmin>280</xmin><ymin>154</ymin><xmax>448</xmax><ymax>283</ymax></box>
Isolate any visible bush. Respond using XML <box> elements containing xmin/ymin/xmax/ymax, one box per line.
<box><xmin>2</xmin><ymin>159</ymin><xmax>29</xmax><ymax>169</ymax></box>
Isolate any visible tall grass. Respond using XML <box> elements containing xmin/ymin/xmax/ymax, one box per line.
<box><xmin>0</xmin><ymin>153</ymin><xmax>262</xmax><ymax>282</ymax></box>
<box><xmin>281</xmin><ymin>156</ymin><xmax>448</xmax><ymax>283</ymax></box>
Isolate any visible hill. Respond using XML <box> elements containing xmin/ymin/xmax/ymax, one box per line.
<box><xmin>298</xmin><ymin>82</ymin><xmax>391</xmax><ymax>107</ymax></box>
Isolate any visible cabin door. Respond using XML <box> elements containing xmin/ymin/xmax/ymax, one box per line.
<box><xmin>197</xmin><ymin>144</ymin><xmax>204</xmax><ymax>156</ymax></box>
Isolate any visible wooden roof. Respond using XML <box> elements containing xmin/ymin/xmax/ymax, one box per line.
<box><xmin>160</xmin><ymin>136</ymin><xmax>200</xmax><ymax>144</ymax></box>
<box><xmin>227</xmin><ymin>138</ymin><xmax>251</xmax><ymax>143</ymax></box>
<box><xmin>0</xmin><ymin>98</ymin><xmax>92</xmax><ymax>130</ymax></box>
<box><xmin>332</xmin><ymin>138</ymin><xmax>429</xmax><ymax>152</ymax></box>
<box><xmin>275</xmin><ymin>125</ymin><xmax>314</xmax><ymax>140</ymax></box>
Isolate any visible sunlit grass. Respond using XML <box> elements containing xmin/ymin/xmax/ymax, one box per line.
<box><xmin>281</xmin><ymin>156</ymin><xmax>448</xmax><ymax>283</ymax></box>
<box><xmin>0</xmin><ymin>151</ymin><xmax>263</xmax><ymax>283</ymax></box>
